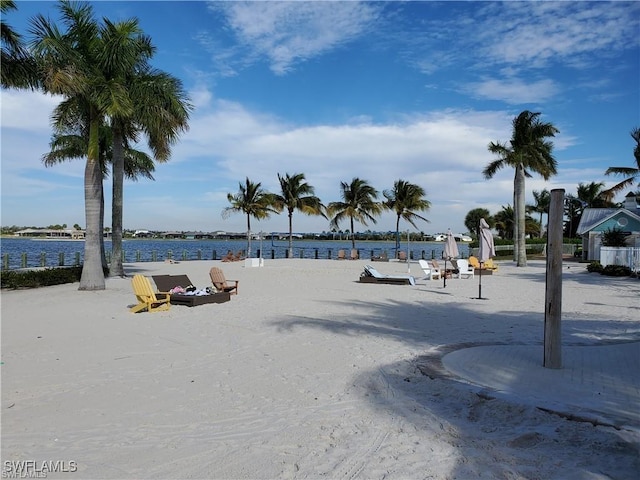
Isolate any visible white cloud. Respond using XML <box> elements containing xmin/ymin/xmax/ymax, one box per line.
<box><xmin>0</xmin><ymin>86</ymin><xmax>623</xmax><ymax>234</ymax></box>
<box><xmin>477</xmin><ymin>2</ymin><xmax>640</xmax><ymax>68</ymax></box>
<box><xmin>406</xmin><ymin>0</ymin><xmax>640</xmax><ymax>101</ymax></box>
<box><xmin>465</xmin><ymin>77</ymin><xmax>560</xmax><ymax>104</ymax></box>
<box><xmin>160</xmin><ymin>97</ymin><xmax>524</xmax><ymax>233</ymax></box>
<box><xmin>0</xmin><ymin>89</ymin><xmax>61</xmax><ymax>131</ymax></box>
<box><xmin>207</xmin><ymin>1</ymin><xmax>382</xmax><ymax>74</ymax></box>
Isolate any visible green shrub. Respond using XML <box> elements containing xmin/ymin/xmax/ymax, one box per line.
<box><xmin>601</xmin><ymin>228</ymin><xmax>627</xmax><ymax>247</ymax></box>
<box><xmin>587</xmin><ymin>261</ymin><xmax>603</xmax><ymax>273</ymax></box>
<box><xmin>600</xmin><ymin>265</ymin><xmax>632</xmax><ymax>277</ymax></box>
<box><xmin>1</xmin><ymin>266</ymin><xmax>83</xmax><ymax>289</ymax></box>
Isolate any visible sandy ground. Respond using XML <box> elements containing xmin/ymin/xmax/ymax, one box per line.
<box><xmin>1</xmin><ymin>258</ymin><xmax>639</xmax><ymax>479</ymax></box>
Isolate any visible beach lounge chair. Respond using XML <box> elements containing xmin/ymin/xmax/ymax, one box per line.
<box><xmin>418</xmin><ymin>259</ymin><xmax>441</xmax><ymax>280</ymax></box>
<box><xmin>221</xmin><ymin>250</ymin><xmax>235</xmax><ymax>262</ymax></box>
<box><xmin>209</xmin><ymin>267</ymin><xmax>239</xmax><ymax>295</ymax></box>
<box><xmin>359</xmin><ymin>265</ymin><xmax>416</xmax><ymax>285</ymax></box>
<box><xmin>337</xmin><ymin>249</ymin><xmax>346</xmax><ymax>260</ymax></box>
<box><xmin>454</xmin><ymin>259</ymin><xmax>475</xmax><ymax>279</ymax></box>
<box><xmin>350</xmin><ymin>248</ymin><xmax>359</xmax><ymax>260</ymax></box>
<box><xmin>371</xmin><ymin>250</ymin><xmax>389</xmax><ymax>262</ymax></box>
<box><xmin>130</xmin><ymin>274</ymin><xmax>171</xmax><ymax>313</ymax></box>
<box><xmin>397</xmin><ymin>251</ymin><xmax>407</xmax><ymax>262</ymax></box>
<box><xmin>152</xmin><ymin>274</ymin><xmax>231</xmax><ymax>306</ymax></box>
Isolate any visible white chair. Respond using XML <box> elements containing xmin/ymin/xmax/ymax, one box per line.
<box><xmin>454</xmin><ymin>259</ymin><xmax>474</xmax><ymax>279</ymax></box>
<box><xmin>419</xmin><ymin>259</ymin><xmax>441</xmax><ymax>280</ymax></box>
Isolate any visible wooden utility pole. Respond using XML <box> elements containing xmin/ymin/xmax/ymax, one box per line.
<box><xmin>544</xmin><ymin>188</ymin><xmax>564</xmax><ymax>368</ymax></box>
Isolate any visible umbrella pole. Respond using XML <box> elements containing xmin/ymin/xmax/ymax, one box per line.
<box><xmin>443</xmin><ymin>258</ymin><xmax>447</xmax><ymax>288</ymax></box>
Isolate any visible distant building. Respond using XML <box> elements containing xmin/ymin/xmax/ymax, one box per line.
<box><xmin>576</xmin><ymin>192</ymin><xmax>640</xmax><ymax>261</ymax></box>
<box><xmin>133</xmin><ymin>230</ymin><xmax>151</xmax><ymax>238</ymax></box>
<box><xmin>15</xmin><ymin>228</ymin><xmax>85</xmax><ymax>239</ymax></box>
<box><xmin>183</xmin><ymin>231</ymin><xmax>215</xmax><ymax>240</ymax></box>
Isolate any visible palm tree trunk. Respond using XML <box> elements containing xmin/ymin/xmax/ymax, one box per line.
<box><xmin>100</xmin><ymin>185</ymin><xmax>107</xmax><ymax>270</ymax></box>
<box><xmin>539</xmin><ymin>212</ymin><xmax>544</xmax><ymax>238</ymax></box>
<box><xmin>79</xmin><ymin>114</ymin><xmax>106</xmax><ymax>290</ymax></box>
<box><xmin>515</xmin><ymin>164</ymin><xmax>527</xmax><ymax>267</ymax></box>
<box><xmin>512</xmin><ymin>186</ymin><xmax>519</xmax><ymax>263</ymax></box>
<box><xmin>288</xmin><ymin>211</ymin><xmax>293</xmax><ymax>259</ymax></box>
<box><xmin>350</xmin><ymin>218</ymin><xmax>356</xmax><ymax>249</ymax></box>
<box><xmin>110</xmin><ymin>123</ymin><xmax>125</xmax><ymax>277</ymax></box>
<box><xmin>246</xmin><ymin>214</ymin><xmax>252</xmax><ymax>258</ymax></box>
<box><xmin>395</xmin><ymin>215</ymin><xmax>402</xmax><ymax>257</ymax></box>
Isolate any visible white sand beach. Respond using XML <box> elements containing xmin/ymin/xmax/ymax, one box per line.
<box><xmin>2</xmin><ymin>258</ymin><xmax>639</xmax><ymax>479</ymax></box>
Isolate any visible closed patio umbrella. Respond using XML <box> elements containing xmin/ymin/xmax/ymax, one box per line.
<box><xmin>476</xmin><ymin>218</ymin><xmax>495</xmax><ymax>299</ymax></box>
<box><xmin>443</xmin><ymin>229</ymin><xmax>459</xmax><ymax>288</ymax></box>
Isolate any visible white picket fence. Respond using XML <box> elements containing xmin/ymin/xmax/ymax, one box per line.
<box><xmin>600</xmin><ymin>247</ymin><xmax>640</xmax><ymax>272</ymax></box>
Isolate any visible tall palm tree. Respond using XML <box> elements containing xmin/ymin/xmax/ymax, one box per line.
<box><xmin>43</xmin><ymin>111</ymin><xmax>156</xmax><ymax>269</ymax></box>
<box><xmin>272</xmin><ymin>173</ymin><xmax>325</xmax><ymax>258</ymax></box>
<box><xmin>102</xmin><ymin>18</ymin><xmax>192</xmax><ymax>277</ymax></box>
<box><xmin>528</xmin><ymin>189</ymin><xmax>550</xmax><ymax>237</ymax></box>
<box><xmin>484</xmin><ymin>110</ymin><xmax>559</xmax><ymax>266</ymax></box>
<box><xmin>222</xmin><ymin>177</ymin><xmax>278</xmax><ymax>257</ymax></box>
<box><xmin>1</xmin><ymin>0</ymin><xmax>38</xmax><ymax>89</ymax></box>
<box><xmin>43</xmin><ymin>112</ymin><xmax>111</xmax><ymax>269</ymax></box>
<box><xmin>327</xmin><ymin>178</ymin><xmax>383</xmax><ymax>249</ymax></box>
<box><xmin>383</xmin><ymin>179</ymin><xmax>430</xmax><ymax>253</ymax></box>
<box><xmin>603</xmin><ymin>127</ymin><xmax>640</xmax><ymax>200</ymax></box>
<box><xmin>29</xmin><ymin>0</ymin><xmax>128</xmax><ymax>290</ymax></box>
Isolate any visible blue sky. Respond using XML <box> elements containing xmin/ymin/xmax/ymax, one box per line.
<box><xmin>2</xmin><ymin>1</ymin><xmax>639</xmax><ymax>235</ymax></box>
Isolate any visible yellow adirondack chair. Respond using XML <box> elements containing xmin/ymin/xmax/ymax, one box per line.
<box><xmin>130</xmin><ymin>274</ymin><xmax>171</xmax><ymax>313</ymax></box>
<box><xmin>484</xmin><ymin>258</ymin><xmax>499</xmax><ymax>271</ymax></box>
<box><xmin>470</xmin><ymin>255</ymin><xmax>498</xmax><ymax>271</ymax></box>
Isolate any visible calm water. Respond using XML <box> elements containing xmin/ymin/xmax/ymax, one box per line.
<box><xmin>0</xmin><ymin>237</ymin><xmax>470</xmax><ymax>270</ymax></box>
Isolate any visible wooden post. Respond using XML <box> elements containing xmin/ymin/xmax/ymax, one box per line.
<box><xmin>544</xmin><ymin>188</ymin><xmax>564</xmax><ymax>369</ymax></box>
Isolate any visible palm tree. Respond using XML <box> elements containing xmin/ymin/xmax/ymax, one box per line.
<box><xmin>222</xmin><ymin>177</ymin><xmax>278</xmax><ymax>257</ymax></box>
<box><xmin>602</xmin><ymin>127</ymin><xmax>640</xmax><ymax>200</ymax></box>
<box><xmin>43</xmin><ymin>111</ymin><xmax>156</xmax><ymax>269</ymax></box>
<box><xmin>103</xmin><ymin>18</ymin><xmax>192</xmax><ymax>277</ymax></box>
<box><xmin>484</xmin><ymin>110</ymin><xmax>559</xmax><ymax>266</ymax></box>
<box><xmin>493</xmin><ymin>205</ymin><xmax>515</xmax><ymax>240</ymax></box>
<box><xmin>576</xmin><ymin>181</ymin><xmax>613</xmax><ymax>208</ymax></box>
<box><xmin>563</xmin><ymin>195</ymin><xmax>584</xmax><ymax>238</ymax></box>
<box><xmin>30</xmin><ymin>0</ymin><xmax>122</xmax><ymax>290</ymax></box>
<box><xmin>464</xmin><ymin>208</ymin><xmax>492</xmax><ymax>239</ymax></box>
<box><xmin>382</xmin><ymin>179</ymin><xmax>430</xmax><ymax>253</ymax></box>
<box><xmin>1</xmin><ymin>0</ymin><xmax>38</xmax><ymax>89</ymax></box>
<box><xmin>563</xmin><ymin>182</ymin><xmax>615</xmax><ymax>238</ymax></box>
<box><xmin>528</xmin><ymin>189</ymin><xmax>550</xmax><ymax>237</ymax></box>
<box><xmin>272</xmin><ymin>173</ymin><xmax>325</xmax><ymax>258</ymax></box>
<box><xmin>327</xmin><ymin>178</ymin><xmax>383</xmax><ymax>249</ymax></box>
<box><xmin>30</xmin><ymin>1</ymin><xmax>190</xmax><ymax>285</ymax></box>
<box><xmin>493</xmin><ymin>205</ymin><xmax>537</xmax><ymax>240</ymax></box>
